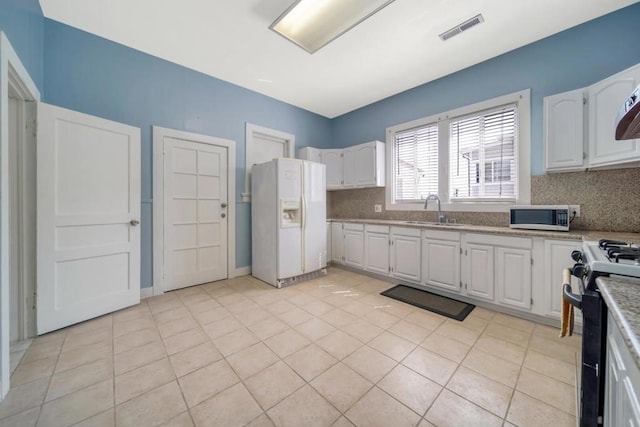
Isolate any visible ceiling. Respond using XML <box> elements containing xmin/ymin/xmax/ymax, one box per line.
<box><xmin>38</xmin><ymin>0</ymin><xmax>638</xmax><ymax>118</ymax></box>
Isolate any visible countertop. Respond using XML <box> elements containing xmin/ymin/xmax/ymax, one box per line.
<box><xmin>597</xmin><ymin>276</ymin><xmax>640</xmax><ymax>370</ymax></box>
<box><xmin>329</xmin><ymin>218</ymin><xmax>640</xmax><ymax>242</ymax></box>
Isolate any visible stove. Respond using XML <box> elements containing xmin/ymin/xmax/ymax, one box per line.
<box><xmin>582</xmin><ymin>239</ymin><xmax>640</xmax><ymax>283</ymax></box>
<box><xmin>565</xmin><ymin>238</ymin><xmax>640</xmax><ymax>427</ymax></box>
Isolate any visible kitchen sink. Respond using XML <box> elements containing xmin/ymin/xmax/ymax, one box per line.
<box><xmin>402</xmin><ymin>221</ymin><xmax>464</xmax><ymax>227</ymax></box>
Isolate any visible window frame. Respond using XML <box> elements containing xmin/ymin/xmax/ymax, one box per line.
<box><xmin>385</xmin><ymin>89</ymin><xmax>531</xmax><ymax>213</ymax></box>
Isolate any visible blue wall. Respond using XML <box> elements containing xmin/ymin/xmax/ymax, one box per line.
<box><xmin>331</xmin><ymin>3</ymin><xmax>640</xmax><ymax>176</ymax></box>
<box><xmin>43</xmin><ymin>20</ymin><xmax>333</xmax><ymax>287</ymax></box>
<box><xmin>0</xmin><ymin>0</ymin><xmax>44</xmax><ymax>91</ymax></box>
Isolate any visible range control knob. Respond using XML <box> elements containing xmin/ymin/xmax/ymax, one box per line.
<box><xmin>571</xmin><ymin>263</ymin><xmax>586</xmax><ymax>278</ymax></box>
<box><xmin>571</xmin><ymin>250</ymin><xmax>583</xmax><ymax>262</ymax></box>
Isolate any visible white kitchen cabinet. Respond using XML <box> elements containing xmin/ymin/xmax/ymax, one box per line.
<box><xmin>297</xmin><ymin>147</ymin><xmax>323</xmax><ymax>163</ymax></box>
<box><xmin>543</xmin><ymin>88</ymin><xmax>586</xmax><ymax>172</ymax></box>
<box><xmin>343</xmin><ymin>223</ymin><xmax>365</xmax><ymax>269</ymax></box>
<box><xmin>343</xmin><ymin>141</ymin><xmax>385</xmax><ymax>188</ymax></box>
<box><xmin>543</xmin><ymin>63</ymin><xmax>640</xmax><ymax>172</ymax></box>
<box><xmin>422</xmin><ymin>229</ymin><xmax>461</xmax><ymax>292</ymax></box>
<box><xmin>543</xmin><ymin>239</ymin><xmax>581</xmax><ymax>320</ymax></box>
<box><xmin>588</xmin><ymin>63</ymin><xmax>640</xmax><ymax>168</ymax></box>
<box><xmin>322</xmin><ymin>149</ymin><xmax>343</xmax><ymax>190</ymax></box>
<box><xmin>605</xmin><ymin>312</ymin><xmax>640</xmax><ymax>427</ymax></box>
<box><xmin>464</xmin><ymin>242</ymin><xmax>495</xmax><ymax>301</ymax></box>
<box><xmin>495</xmin><ymin>245</ymin><xmax>532</xmax><ymax>310</ymax></box>
<box><xmin>390</xmin><ymin>227</ymin><xmax>421</xmax><ymax>282</ymax></box>
<box><xmin>326</xmin><ymin>222</ymin><xmax>332</xmax><ymax>262</ymax></box>
<box><xmin>330</xmin><ymin>222</ymin><xmax>344</xmax><ymax>264</ymax></box>
<box><xmin>364</xmin><ymin>224</ymin><xmax>390</xmax><ymax>275</ymax></box>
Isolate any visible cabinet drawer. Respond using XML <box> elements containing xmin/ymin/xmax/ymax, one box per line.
<box><xmin>465</xmin><ymin>233</ymin><xmax>532</xmax><ymax>249</ymax></box>
<box><xmin>390</xmin><ymin>226</ymin><xmax>421</xmax><ymax>238</ymax></box>
<box><xmin>343</xmin><ymin>223</ymin><xmax>364</xmax><ymax>231</ymax></box>
<box><xmin>423</xmin><ymin>229</ymin><xmax>461</xmax><ymax>241</ymax></box>
<box><xmin>365</xmin><ymin>224</ymin><xmax>389</xmax><ymax>234</ymax></box>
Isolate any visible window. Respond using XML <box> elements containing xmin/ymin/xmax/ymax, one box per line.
<box><xmin>449</xmin><ymin>106</ymin><xmax>516</xmax><ymax>200</ymax></box>
<box><xmin>385</xmin><ymin>90</ymin><xmax>530</xmax><ymax>212</ymax></box>
<box><xmin>394</xmin><ymin>124</ymin><xmax>438</xmax><ymax>202</ymax></box>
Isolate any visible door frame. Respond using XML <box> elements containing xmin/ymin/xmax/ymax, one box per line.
<box><xmin>0</xmin><ymin>32</ymin><xmax>40</xmax><ymax>399</ymax></box>
<box><xmin>152</xmin><ymin>126</ymin><xmax>236</xmax><ymax>295</ymax></box>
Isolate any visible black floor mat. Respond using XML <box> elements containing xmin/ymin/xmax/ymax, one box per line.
<box><xmin>381</xmin><ymin>285</ymin><xmax>475</xmax><ymax>321</ymax></box>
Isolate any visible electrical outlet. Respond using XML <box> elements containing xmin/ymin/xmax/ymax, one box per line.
<box><xmin>374</xmin><ymin>204</ymin><xmax>382</xmax><ymax>213</ymax></box>
<box><xmin>569</xmin><ymin>205</ymin><xmax>580</xmax><ymax>218</ymax></box>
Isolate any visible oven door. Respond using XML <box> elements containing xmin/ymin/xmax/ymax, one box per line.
<box><xmin>563</xmin><ymin>269</ymin><xmax>607</xmax><ymax>427</ymax></box>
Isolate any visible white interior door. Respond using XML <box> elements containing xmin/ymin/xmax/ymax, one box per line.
<box><xmin>37</xmin><ymin>103</ymin><xmax>141</xmax><ymax>335</ymax></box>
<box><xmin>164</xmin><ymin>137</ymin><xmax>228</xmax><ymax>291</ymax></box>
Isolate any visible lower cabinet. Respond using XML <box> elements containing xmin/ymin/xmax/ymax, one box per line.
<box><xmin>495</xmin><ymin>245</ymin><xmax>532</xmax><ymax>310</ymax></box>
<box><xmin>331</xmin><ymin>222</ymin><xmax>344</xmax><ymax>263</ymax></box>
<box><xmin>462</xmin><ymin>233</ymin><xmax>533</xmax><ymax>307</ymax></box>
<box><xmin>343</xmin><ymin>223</ymin><xmax>365</xmax><ymax>269</ymax></box>
<box><xmin>365</xmin><ymin>225</ymin><xmax>390</xmax><ymax>275</ymax></box>
<box><xmin>464</xmin><ymin>241</ymin><xmax>495</xmax><ymax>301</ymax></box>
<box><xmin>390</xmin><ymin>227</ymin><xmax>421</xmax><ymax>282</ymax></box>
<box><xmin>543</xmin><ymin>239</ymin><xmax>581</xmax><ymax>319</ymax></box>
<box><xmin>422</xmin><ymin>230</ymin><xmax>461</xmax><ymax>292</ymax></box>
<box><xmin>605</xmin><ymin>312</ymin><xmax>640</xmax><ymax>426</ymax></box>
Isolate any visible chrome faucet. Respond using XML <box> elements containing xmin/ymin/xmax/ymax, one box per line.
<box><xmin>424</xmin><ymin>194</ymin><xmax>446</xmax><ymax>223</ymax></box>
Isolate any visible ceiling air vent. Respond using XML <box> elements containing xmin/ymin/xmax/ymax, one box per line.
<box><xmin>439</xmin><ymin>14</ymin><xmax>484</xmax><ymax>41</ymax></box>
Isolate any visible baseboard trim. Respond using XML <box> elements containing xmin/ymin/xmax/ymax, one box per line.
<box><xmin>232</xmin><ymin>266</ymin><xmax>251</xmax><ymax>278</ymax></box>
<box><xmin>140</xmin><ymin>287</ymin><xmax>154</xmax><ymax>299</ymax></box>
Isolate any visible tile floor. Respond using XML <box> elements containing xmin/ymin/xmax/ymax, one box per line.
<box><xmin>0</xmin><ymin>267</ymin><xmax>582</xmax><ymax>427</ymax></box>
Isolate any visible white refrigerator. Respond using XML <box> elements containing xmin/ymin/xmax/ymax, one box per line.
<box><xmin>251</xmin><ymin>158</ymin><xmax>327</xmax><ymax>288</ymax></box>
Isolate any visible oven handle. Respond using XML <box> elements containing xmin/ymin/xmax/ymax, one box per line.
<box><xmin>563</xmin><ymin>283</ymin><xmax>582</xmax><ymax>310</ymax></box>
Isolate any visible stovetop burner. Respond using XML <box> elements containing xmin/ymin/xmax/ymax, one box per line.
<box><xmin>583</xmin><ymin>239</ymin><xmax>640</xmax><ymax>279</ymax></box>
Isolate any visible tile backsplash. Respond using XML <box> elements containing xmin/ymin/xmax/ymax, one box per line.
<box><xmin>328</xmin><ymin>168</ymin><xmax>640</xmax><ymax>232</ymax></box>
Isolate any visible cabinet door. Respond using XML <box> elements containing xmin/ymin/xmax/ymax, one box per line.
<box><xmin>496</xmin><ymin>247</ymin><xmax>532</xmax><ymax>310</ymax></box>
<box><xmin>326</xmin><ymin>222</ymin><xmax>332</xmax><ymax>262</ymax></box>
<box><xmin>344</xmin><ymin>229</ymin><xmax>364</xmax><ymax>268</ymax></box>
<box><xmin>543</xmin><ymin>240</ymin><xmax>581</xmax><ymax>319</ymax></box>
<box><xmin>365</xmin><ymin>231</ymin><xmax>389</xmax><ymax>274</ymax></box>
<box><xmin>422</xmin><ymin>238</ymin><xmax>460</xmax><ymax>292</ymax></box>
<box><xmin>391</xmin><ymin>234</ymin><xmax>421</xmax><ymax>282</ymax></box>
<box><xmin>464</xmin><ymin>243</ymin><xmax>494</xmax><ymax>301</ymax></box>
<box><xmin>322</xmin><ymin>150</ymin><xmax>344</xmax><ymax>190</ymax></box>
<box><xmin>297</xmin><ymin>147</ymin><xmax>322</xmax><ymax>163</ymax></box>
<box><xmin>606</xmin><ymin>333</ymin><xmax>624</xmax><ymax>427</ymax></box>
<box><xmin>330</xmin><ymin>222</ymin><xmax>344</xmax><ymax>263</ymax></box>
<box><xmin>588</xmin><ymin>64</ymin><xmax>640</xmax><ymax>167</ymax></box>
<box><xmin>342</xmin><ymin>147</ymin><xmax>356</xmax><ymax>188</ymax></box>
<box><xmin>353</xmin><ymin>143</ymin><xmax>376</xmax><ymax>187</ymax></box>
<box><xmin>544</xmin><ymin>89</ymin><xmax>586</xmax><ymax>172</ymax></box>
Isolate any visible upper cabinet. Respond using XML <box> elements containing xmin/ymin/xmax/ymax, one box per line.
<box><xmin>321</xmin><ymin>149</ymin><xmax>344</xmax><ymax>190</ymax></box>
<box><xmin>543</xmin><ymin>63</ymin><xmax>640</xmax><ymax>173</ymax></box>
<box><xmin>588</xmin><ymin>65</ymin><xmax>640</xmax><ymax>167</ymax></box>
<box><xmin>544</xmin><ymin>88</ymin><xmax>585</xmax><ymax>172</ymax></box>
<box><xmin>298</xmin><ymin>141</ymin><xmax>385</xmax><ymax>191</ymax></box>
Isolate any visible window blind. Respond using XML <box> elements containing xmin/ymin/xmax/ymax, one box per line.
<box><xmin>449</xmin><ymin>105</ymin><xmax>517</xmax><ymax>200</ymax></box>
<box><xmin>394</xmin><ymin>124</ymin><xmax>438</xmax><ymax>202</ymax></box>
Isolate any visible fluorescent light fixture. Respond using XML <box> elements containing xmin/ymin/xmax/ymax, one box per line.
<box><xmin>270</xmin><ymin>0</ymin><xmax>395</xmax><ymax>53</ymax></box>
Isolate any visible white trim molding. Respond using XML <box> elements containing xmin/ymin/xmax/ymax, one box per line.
<box><xmin>0</xmin><ymin>32</ymin><xmax>40</xmax><ymax>401</ymax></box>
<box><xmin>233</xmin><ymin>266</ymin><xmax>251</xmax><ymax>278</ymax></box>
<box><xmin>243</xmin><ymin>123</ymin><xmax>295</xmax><ymax>202</ymax></box>
<box><xmin>152</xmin><ymin>126</ymin><xmax>237</xmax><ymax>296</ymax></box>
<box><xmin>140</xmin><ymin>287</ymin><xmax>154</xmax><ymax>299</ymax></box>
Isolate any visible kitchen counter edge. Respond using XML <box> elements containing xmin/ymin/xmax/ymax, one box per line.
<box><xmin>597</xmin><ymin>276</ymin><xmax>640</xmax><ymax>372</ymax></box>
<box><xmin>328</xmin><ymin>219</ymin><xmax>640</xmax><ymax>241</ymax></box>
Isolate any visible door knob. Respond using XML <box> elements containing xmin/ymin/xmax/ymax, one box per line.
<box><xmin>130</xmin><ymin>219</ymin><xmax>140</xmax><ymax>226</ymax></box>
<box><xmin>221</xmin><ymin>213</ymin><xmax>226</xmax><ymax>218</ymax></box>
<box><xmin>221</xmin><ymin>203</ymin><xmax>227</xmax><ymax>208</ymax></box>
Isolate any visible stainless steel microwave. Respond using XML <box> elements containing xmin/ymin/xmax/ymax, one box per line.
<box><xmin>509</xmin><ymin>205</ymin><xmax>570</xmax><ymax>231</ymax></box>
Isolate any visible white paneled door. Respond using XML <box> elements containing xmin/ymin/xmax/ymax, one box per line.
<box><xmin>37</xmin><ymin>103</ymin><xmax>141</xmax><ymax>335</ymax></box>
<box><xmin>163</xmin><ymin>137</ymin><xmax>228</xmax><ymax>291</ymax></box>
